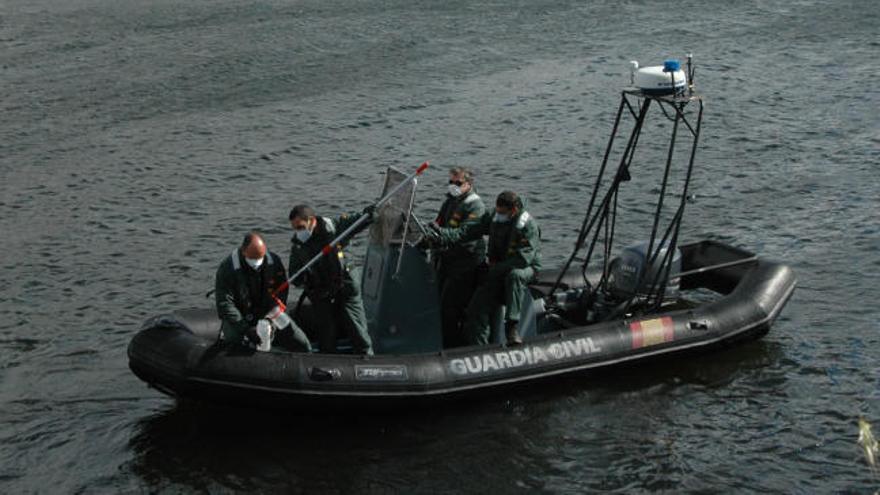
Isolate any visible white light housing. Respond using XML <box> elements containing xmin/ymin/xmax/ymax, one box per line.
<box><xmin>632</xmin><ymin>59</ymin><xmax>687</xmax><ymax>95</ymax></box>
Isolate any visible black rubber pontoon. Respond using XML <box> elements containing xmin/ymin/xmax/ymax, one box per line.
<box><xmin>128</xmin><ymin>240</ymin><xmax>795</xmax><ymax>411</ymax></box>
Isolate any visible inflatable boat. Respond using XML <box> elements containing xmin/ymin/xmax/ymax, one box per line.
<box><xmin>129</xmin><ymin>240</ymin><xmax>794</xmax><ymax>410</ymax></box>
<box><xmin>128</xmin><ymin>60</ymin><xmax>796</xmax><ymax>410</ymax></box>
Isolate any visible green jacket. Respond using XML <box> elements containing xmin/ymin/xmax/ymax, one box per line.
<box><xmin>434</xmin><ymin>190</ymin><xmax>486</xmax><ymax>269</ymax></box>
<box><xmin>437</xmin><ymin>210</ymin><xmax>541</xmax><ymax>274</ymax></box>
<box><xmin>215</xmin><ymin>249</ymin><xmax>289</xmax><ymax>340</ymax></box>
<box><xmin>289</xmin><ymin>212</ymin><xmax>369</xmax><ymax>299</ymax></box>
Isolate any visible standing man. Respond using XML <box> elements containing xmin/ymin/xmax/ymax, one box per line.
<box><xmin>214</xmin><ymin>232</ymin><xmax>311</xmax><ymax>351</ymax></box>
<box><xmin>429</xmin><ymin>191</ymin><xmax>541</xmax><ymax>346</ymax></box>
<box><xmin>288</xmin><ymin>205</ymin><xmax>374</xmax><ymax>355</ymax></box>
<box><xmin>432</xmin><ymin>167</ymin><xmax>486</xmax><ymax>348</ymax></box>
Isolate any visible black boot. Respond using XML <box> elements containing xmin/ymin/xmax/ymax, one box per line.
<box><xmin>505</xmin><ymin>320</ymin><xmax>522</xmax><ymax>346</ymax></box>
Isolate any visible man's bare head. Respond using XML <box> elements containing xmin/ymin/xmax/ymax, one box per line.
<box><xmin>241</xmin><ymin>232</ymin><xmax>267</xmax><ymax>260</ymax></box>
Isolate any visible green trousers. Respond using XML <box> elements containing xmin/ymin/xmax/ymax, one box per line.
<box><xmin>463</xmin><ymin>266</ymin><xmax>535</xmax><ymax>346</ymax></box>
<box><xmin>437</xmin><ymin>258</ymin><xmax>480</xmax><ymax>348</ymax></box>
<box><xmin>311</xmin><ymin>291</ymin><xmax>374</xmax><ymax>355</ymax></box>
<box><xmin>272</xmin><ymin>323</ymin><xmax>312</xmax><ymax>352</ymax></box>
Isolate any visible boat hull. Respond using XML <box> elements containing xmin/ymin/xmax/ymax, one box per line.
<box><xmin>128</xmin><ymin>245</ymin><xmax>796</xmax><ymax>411</ymax></box>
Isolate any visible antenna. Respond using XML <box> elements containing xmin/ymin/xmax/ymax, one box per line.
<box><xmin>686</xmin><ymin>53</ymin><xmax>695</xmax><ymax>92</ymax></box>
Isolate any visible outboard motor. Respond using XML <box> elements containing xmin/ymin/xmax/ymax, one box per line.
<box><xmin>588</xmin><ymin>241</ymin><xmax>682</xmax><ymax>322</ymax></box>
<box><xmin>608</xmin><ymin>241</ymin><xmax>681</xmax><ymax>301</ymax></box>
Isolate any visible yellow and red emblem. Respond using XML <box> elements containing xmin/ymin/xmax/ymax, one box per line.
<box><xmin>629</xmin><ymin>316</ymin><xmax>674</xmax><ymax>349</ymax></box>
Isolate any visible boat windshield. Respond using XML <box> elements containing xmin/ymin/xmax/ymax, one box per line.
<box><xmin>368</xmin><ymin>167</ymin><xmax>423</xmax><ymax>247</ymax></box>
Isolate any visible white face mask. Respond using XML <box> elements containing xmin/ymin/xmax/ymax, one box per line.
<box><xmin>447</xmin><ymin>184</ymin><xmax>463</xmax><ymax>197</ymax></box>
<box><xmin>294</xmin><ymin>228</ymin><xmax>312</xmax><ymax>243</ymax></box>
<box><xmin>493</xmin><ymin>212</ymin><xmax>510</xmax><ymax>223</ymax></box>
<box><xmin>245</xmin><ymin>256</ymin><xmax>264</xmax><ymax>270</ymax></box>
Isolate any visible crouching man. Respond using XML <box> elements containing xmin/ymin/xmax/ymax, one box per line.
<box><xmin>214</xmin><ymin>232</ymin><xmax>311</xmax><ymax>352</ymax></box>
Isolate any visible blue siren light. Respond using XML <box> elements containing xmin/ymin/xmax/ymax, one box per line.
<box><xmin>663</xmin><ymin>59</ymin><xmax>681</xmax><ymax>72</ymax></box>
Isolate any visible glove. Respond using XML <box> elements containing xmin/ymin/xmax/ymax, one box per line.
<box><xmin>244</xmin><ymin>326</ymin><xmax>262</xmax><ymax>346</ymax></box>
<box><xmin>416</xmin><ymin>231</ymin><xmax>439</xmax><ymax>250</ymax></box>
<box><xmin>266</xmin><ymin>305</ymin><xmax>292</xmax><ymax>330</ymax></box>
<box><xmin>271</xmin><ymin>310</ymin><xmax>293</xmax><ymax>330</ymax></box>
<box><xmin>362</xmin><ymin>204</ymin><xmax>377</xmax><ymax>217</ymax></box>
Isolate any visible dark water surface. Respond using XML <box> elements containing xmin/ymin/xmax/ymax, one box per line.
<box><xmin>2</xmin><ymin>0</ymin><xmax>879</xmax><ymax>492</ymax></box>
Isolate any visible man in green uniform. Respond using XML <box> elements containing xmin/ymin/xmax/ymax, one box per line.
<box><xmin>288</xmin><ymin>205</ymin><xmax>374</xmax><ymax>355</ymax></box>
<box><xmin>214</xmin><ymin>232</ymin><xmax>311</xmax><ymax>351</ymax></box>
<box><xmin>429</xmin><ymin>191</ymin><xmax>541</xmax><ymax>346</ymax></box>
<box><xmin>432</xmin><ymin>167</ymin><xmax>486</xmax><ymax>348</ymax></box>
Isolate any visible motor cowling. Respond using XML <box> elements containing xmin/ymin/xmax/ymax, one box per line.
<box><xmin>607</xmin><ymin>241</ymin><xmax>681</xmax><ymax>302</ymax></box>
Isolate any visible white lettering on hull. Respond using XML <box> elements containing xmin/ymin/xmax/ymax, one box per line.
<box><xmin>448</xmin><ymin>337</ymin><xmax>602</xmax><ymax>376</ymax></box>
